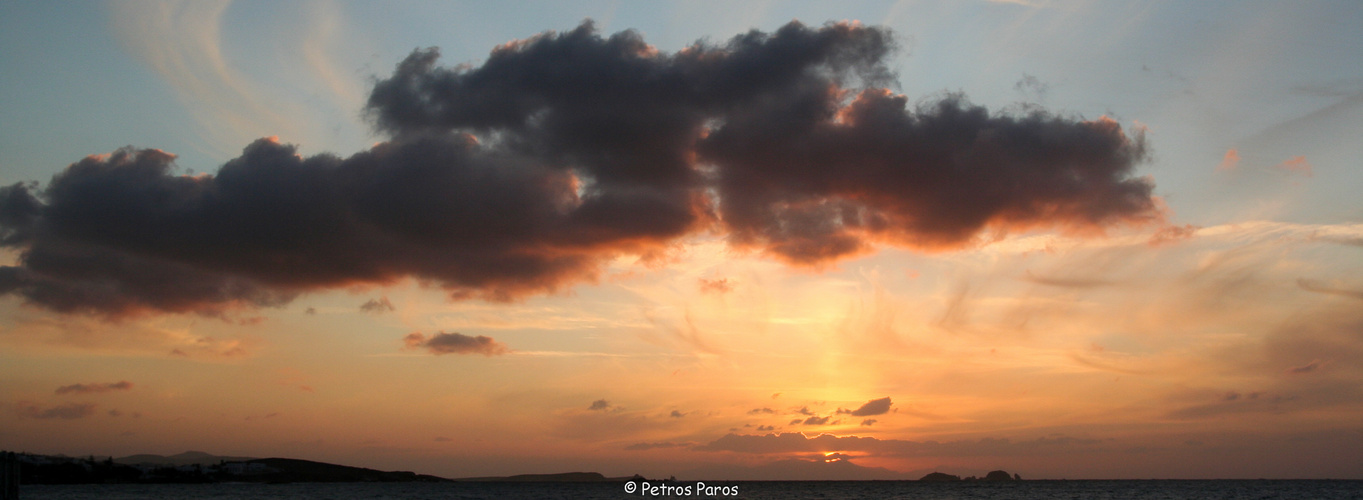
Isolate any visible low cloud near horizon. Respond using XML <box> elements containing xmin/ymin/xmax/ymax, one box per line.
<box><xmin>696</xmin><ymin>431</ymin><xmax>1102</xmax><ymax>456</ymax></box>
<box><xmin>15</xmin><ymin>402</ymin><xmax>97</xmax><ymax>420</ymax></box>
<box><xmin>54</xmin><ymin>381</ymin><xmax>133</xmax><ymax>395</ymax></box>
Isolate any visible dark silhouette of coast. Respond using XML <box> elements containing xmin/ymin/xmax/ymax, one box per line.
<box><xmin>4</xmin><ymin>449</ymin><xmax>1027</xmax><ymax>485</ymax></box>
<box><xmin>4</xmin><ymin>451</ymin><xmax>448</xmax><ymax>484</ymax></box>
<box><xmin>455</xmin><ymin>472</ymin><xmax>635</xmax><ymax>482</ymax></box>
<box><xmin>919</xmin><ymin>470</ymin><xmax>1023</xmax><ymax>481</ymax></box>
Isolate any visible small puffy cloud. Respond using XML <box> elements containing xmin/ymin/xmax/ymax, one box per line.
<box><xmin>670</xmin><ymin>410</ymin><xmax>687</xmax><ymax>418</ymax></box>
<box><xmin>756</xmin><ymin>425</ymin><xmax>776</xmax><ymax>431</ymax></box>
<box><xmin>1013</xmin><ymin>73</ymin><xmax>1049</xmax><ymax>101</ymax></box>
<box><xmin>1217</xmin><ymin>149</ymin><xmax>1240</xmax><ymax>172</ymax></box>
<box><xmin>166</xmin><ymin>335</ymin><xmax>255</xmax><ymax>359</ymax></box>
<box><xmin>836</xmin><ymin>397</ymin><xmax>892</xmax><ymax>417</ymax></box>
<box><xmin>1274</xmin><ymin>156</ymin><xmax>1313</xmax><ymax>177</ymax></box>
<box><xmin>17</xmin><ymin>402</ymin><xmax>96</xmax><ymax>419</ymax></box>
<box><xmin>359</xmin><ymin>297</ymin><xmax>395</xmax><ymax>314</ymax></box>
<box><xmin>748</xmin><ymin>407</ymin><xmax>776</xmax><ymax>415</ymax></box>
<box><xmin>1148</xmin><ymin>224</ymin><xmax>1199</xmax><ymax>247</ymax></box>
<box><xmin>801</xmin><ymin>416</ymin><xmax>831</xmax><ymax>425</ymax></box>
<box><xmin>792</xmin><ymin>406</ymin><xmax>816</xmax><ymax>416</ymax></box>
<box><xmin>698</xmin><ymin>277</ymin><xmax>734</xmax><ymax>294</ymax></box>
<box><xmin>1287</xmin><ymin>360</ymin><xmax>1324</xmax><ymax>375</ymax></box>
<box><xmin>860</xmin><ymin>419</ymin><xmax>877</xmax><ymax>426</ymax></box>
<box><xmin>55</xmin><ymin>381</ymin><xmax>133</xmax><ymax>395</ymax></box>
<box><xmin>403</xmin><ymin>331</ymin><xmax>509</xmax><ymax>356</ymax></box>
<box><xmin>588</xmin><ymin>399</ymin><xmax>612</xmax><ymax>411</ymax></box>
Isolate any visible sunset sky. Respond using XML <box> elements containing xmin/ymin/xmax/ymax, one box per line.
<box><xmin>2</xmin><ymin>1</ymin><xmax>1362</xmax><ymax>480</ymax></box>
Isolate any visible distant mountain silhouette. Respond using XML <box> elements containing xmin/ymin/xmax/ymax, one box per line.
<box><xmin>115</xmin><ymin>451</ymin><xmax>256</xmax><ymax>467</ymax></box>
<box><xmin>919</xmin><ymin>472</ymin><xmax>962</xmax><ymax>481</ymax></box>
<box><xmin>8</xmin><ymin>451</ymin><xmax>448</xmax><ymax>484</ymax></box>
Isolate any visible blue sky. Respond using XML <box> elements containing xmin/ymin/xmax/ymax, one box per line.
<box><xmin>7</xmin><ymin>1</ymin><xmax>1360</xmax><ymax>212</ymax></box>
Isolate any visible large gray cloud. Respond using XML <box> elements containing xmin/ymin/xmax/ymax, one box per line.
<box><xmin>0</xmin><ymin>135</ymin><xmax>671</xmax><ymax>316</ymax></box>
<box><xmin>0</xmin><ymin>20</ymin><xmax>1159</xmax><ymax>316</ymax></box>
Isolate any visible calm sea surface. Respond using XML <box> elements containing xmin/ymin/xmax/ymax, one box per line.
<box><xmin>17</xmin><ymin>480</ymin><xmax>1363</xmax><ymax>499</ymax></box>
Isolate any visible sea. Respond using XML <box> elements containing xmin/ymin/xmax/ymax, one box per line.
<box><xmin>15</xmin><ymin>480</ymin><xmax>1363</xmax><ymax>500</ymax></box>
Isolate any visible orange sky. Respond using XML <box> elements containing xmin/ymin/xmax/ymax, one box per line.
<box><xmin>5</xmin><ymin>223</ymin><xmax>1363</xmax><ymax>479</ymax></box>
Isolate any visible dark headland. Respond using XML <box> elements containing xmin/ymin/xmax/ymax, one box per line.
<box><xmin>5</xmin><ymin>451</ymin><xmax>448</xmax><ymax>484</ymax></box>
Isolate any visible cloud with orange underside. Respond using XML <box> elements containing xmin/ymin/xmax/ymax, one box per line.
<box><xmin>0</xmin><ymin>21</ymin><xmax>1161</xmax><ymax>318</ymax></box>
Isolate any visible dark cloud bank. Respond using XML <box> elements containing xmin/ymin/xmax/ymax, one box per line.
<box><xmin>0</xmin><ymin>21</ymin><xmax>1158</xmax><ymax>317</ymax></box>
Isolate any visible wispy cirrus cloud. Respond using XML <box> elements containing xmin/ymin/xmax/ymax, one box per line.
<box><xmin>625</xmin><ymin>441</ymin><xmax>692</xmax><ymax>451</ymax></box>
<box><xmin>108</xmin><ymin>0</ymin><xmax>295</xmax><ymax>158</ymax></box>
<box><xmin>1297</xmin><ymin>279</ymin><xmax>1363</xmax><ymax>300</ymax></box>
